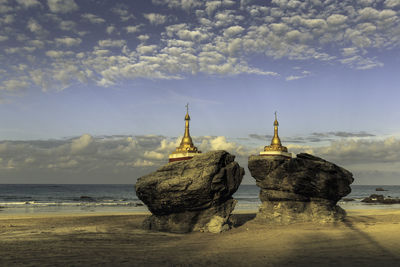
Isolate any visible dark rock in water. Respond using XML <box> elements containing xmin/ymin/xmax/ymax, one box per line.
<box><xmin>362</xmin><ymin>194</ymin><xmax>384</xmax><ymax>203</ymax></box>
<box><xmin>342</xmin><ymin>198</ymin><xmax>355</xmax><ymax>202</ymax></box>
<box><xmin>375</xmin><ymin>187</ymin><xmax>387</xmax><ymax>191</ymax></box>
<box><xmin>248</xmin><ymin>153</ymin><xmax>354</xmax><ymax>224</ymax></box>
<box><xmin>135</xmin><ymin>150</ymin><xmax>244</xmax><ymax>233</ymax></box>
<box><xmin>80</xmin><ymin>196</ymin><xmax>95</xmax><ymax>201</ymax></box>
<box><xmin>361</xmin><ymin>194</ymin><xmax>400</xmax><ymax>204</ymax></box>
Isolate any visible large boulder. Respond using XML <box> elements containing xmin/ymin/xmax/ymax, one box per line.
<box><xmin>248</xmin><ymin>153</ymin><xmax>354</xmax><ymax>224</ymax></box>
<box><xmin>135</xmin><ymin>150</ymin><xmax>244</xmax><ymax>233</ymax></box>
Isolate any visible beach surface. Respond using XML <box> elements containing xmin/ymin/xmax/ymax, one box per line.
<box><xmin>1</xmin><ymin>209</ymin><xmax>399</xmax><ymax>266</ymax></box>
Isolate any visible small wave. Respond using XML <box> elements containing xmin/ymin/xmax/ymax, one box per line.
<box><xmin>0</xmin><ymin>196</ymin><xmax>33</xmax><ymax>201</ymax></box>
<box><xmin>0</xmin><ymin>201</ymin><xmax>144</xmax><ymax>208</ymax></box>
<box><xmin>235</xmin><ymin>197</ymin><xmax>261</xmax><ymax>203</ymax></box>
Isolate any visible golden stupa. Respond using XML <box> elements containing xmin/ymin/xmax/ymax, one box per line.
<box><xmin>168</xmin><ymin>104</ymin><xmax>201</xmax><ymax>162</ymax></box>
<box><xmin>260</xmin><ymin>112</ymin><xmax>292</xmax><ymax>158</ymax></box>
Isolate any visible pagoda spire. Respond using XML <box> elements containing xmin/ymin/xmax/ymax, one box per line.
<box><xmin>180</xmin><ymin>103</ymin><xmax>194</xmax><ymax>148</ymax></box>
<box><xmin>271</xmin><ymin>111</ymin><xmax>282</xmax><ymax>147</ymax></box>
<box><xmin>169</xmin><ymin>103</ymin><xmax>201</xmax><ymax>162</ymax></box>
<box><xmin>259</xmin><ymin>111</ymin><xmax>291</xmax><ymax>158</ymax></box>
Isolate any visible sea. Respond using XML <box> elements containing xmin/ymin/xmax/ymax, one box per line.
<box><xmin>0</xmin><ymin>184</ymin><xmax>400</xmax><ymax>214</ymax></box>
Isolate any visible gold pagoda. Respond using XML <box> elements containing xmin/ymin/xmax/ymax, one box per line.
<box><xmin>168</xmin><ymin>104</ymin><xmax>202</xmax><ymax>162</ymax></box>
<box><xmin>260</xmin><ymin>112</ymin><xmax>292</xmax><ymax>159</ymax></box>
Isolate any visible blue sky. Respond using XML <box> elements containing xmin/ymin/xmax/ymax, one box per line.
<box><xmin>0</xmin><ymin>0</ymin><xmax>400</xmax><ymax>184</ymax></box>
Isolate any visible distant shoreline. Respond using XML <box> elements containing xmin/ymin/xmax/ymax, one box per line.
<box><xmin>1</xmin><ymin>184</ymin><xmax>400</xmax><ymax>215</ymax></box>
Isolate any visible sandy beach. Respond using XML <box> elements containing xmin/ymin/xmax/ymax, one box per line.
<box><xmin>1</xmin><ymin>209</ymin><xmax>399</xmax><ymax>267</ymax></box>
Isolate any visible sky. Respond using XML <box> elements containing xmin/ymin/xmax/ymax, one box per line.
<box><xmin>0</xmin><ymin>0</ymin><xmax>400</xmax><ymax>184</ymax></box>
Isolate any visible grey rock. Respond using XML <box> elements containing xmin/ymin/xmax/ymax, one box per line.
<box><xmin>248</xmin><ymin>153</ymin><xmax>354</xmax><ymax>224</ymax></box>
<box><xmin>361</xmin><ymin>194</ymin><xmax>400</xmax><ymax>204</ymax></box>
<box><xmin>257</xmin><ymin>200</ymin><xmax>347</xmax><ymax>224</ymax></box>
<box><xmin>375</xmin><ymin>187</ymin><xmax>387</xmax><ymax>191</ymax></box>
<box><xmin>342</xmin><ymin>198</ymin><xmax>355</xmax><ymax>202</ymax></box>
<box><xmin>143</xmin><ymin>199</ymin><xmax>236</xmax><ymax>233</ymax></box>
<box><xmin>136</xmin><ymin>150</ymin><xmax>244</xmax><ymax>233</ymax></box>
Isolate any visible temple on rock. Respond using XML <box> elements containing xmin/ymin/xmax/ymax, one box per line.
<box><xmin>168</xmin><ymin>104</ymin><xmax>202</xmax><ymax>162</ymax></box>
<box><xmin>260</xmin><ymin>112</ymin><xmax>292</xmax><ymax>159</ymax></box>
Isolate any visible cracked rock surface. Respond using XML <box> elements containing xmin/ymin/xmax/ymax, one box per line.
<box><xmin>248</xmin><ymin>153</ymin><xmax>354</xmax><ymax>224</ymax></box>
<box><xmin>135</xmin><ymin>150</ymin><xmax>244</xmax><ymax>233</ymax></box>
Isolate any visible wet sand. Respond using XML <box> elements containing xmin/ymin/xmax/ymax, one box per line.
<box><xmin>1</xmin><ymin>209</ymin><xmax>400</xmax><ymax>266</ymax></box>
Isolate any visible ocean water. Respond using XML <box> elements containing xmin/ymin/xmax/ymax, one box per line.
<box><xmin>0</xmin><ymin>184</ymin><xmax>143</xmax><ymax>214</ymax></box>
<box><xmin>0</xmin><ymin>184</ymin><xmax>399</xmax><ymax>214</ymax></box>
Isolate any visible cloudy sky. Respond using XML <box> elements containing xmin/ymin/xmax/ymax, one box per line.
<box><xmin>0</xmin><ymin>0</ymin><xmax>399</xmax><ymax>184</ymax></box>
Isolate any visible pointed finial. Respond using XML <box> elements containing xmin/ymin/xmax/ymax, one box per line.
<box><xmin>274</xmin><ymin>111</ymin><xmax>279</xmax><ymax>126</ymax></box>
<box><xmin>185</xmin><ymin>103</ymin><xmax>190</xmax><ymax>120</ymax></box>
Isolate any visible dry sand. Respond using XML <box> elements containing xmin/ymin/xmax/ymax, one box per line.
<box><xmin>1</xmin><ymin>209</ymin><xmax>400</xmax><ymax>267</ymax></box>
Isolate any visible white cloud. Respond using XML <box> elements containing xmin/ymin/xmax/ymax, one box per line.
<box><xmin>286</xmin><ymin>69</ymin><xmax>311</xmax><ymax>81</ymax></box>
<box><xmin>47</xmin><ymin>0</ymin><xmax>78</xmax><ymax>13</ymax></box>
<box><xmin>358</xmin><ymin>7</ymin><xmax>380</xmax><ymax>21</ymax></box>
<box><xmin>152</xmin><ymin>0</ymin><xmax>203</xmax><ymax>11</ymax></box>
<box><xmin>209</xmin><ymin>136</ymin><xmax>237</xmax><ymax>151</ymax></box>
<box><xmin>71</xmin><ymin>134</ymin><xmax>93</xmax><ymax>153</ymax></box>
<box><xmin>136</xmin><ymin>44</ymin><xmax>158</xmax><ymax>54</ymax></box>
<box><xmin>137</xmin><ymin>34</ymin><xmax>150</xmax><ymax>42</ymax></box>
<box><xmin>45</xmin><ymin>50</ymin><xmax>73</xmax><ymax>58</ymax></box>
<box><xmin>125</xmin><ymin>25</ymin><xmax>140</xmax><ymax>33</ymax></box>
<box><xmin>340</xmin><ymin>55</ymin><xmax>384</xmax><ymax>69</ymax></box>
<box><xmin>197</xmin><ymin>136</ymin><xmax>238</xmax><ymax>153</ymax></box>
<box><xmin>0</xmin><ymin>134</ymin><xmax>400</xmax><ymax>184</ymax></box>
<box><xmin>0</xmin><ymin>79</ymin><xmax>29</xmax><ymax>92</ymax></box>
<box><xmin>98</xmin><ymin>39</ymin><xmax>126</xmax><ymax>47</ymax></box>
<box><xmin>156</xmin><ymin>138</ymin><xmax>181</xmax><ymax>152</ymax></box>
<box><xmin>17</xmin><ymin>0</ymin><xmax>41</xmax><ymax>8</ymax></box>
<box><xmin>111</xmin><ymin>4</ymin><xmax>135</xmax><ymax>21</ymax></box>
<box><xmin>0</xmin><ymin>2</ymin><xmax>13</xmax><ymax>14</ymax></box>
<box><xmin>327</xmin><ymin>14</ymin><xmax>348</xmax><ymax>25</ymax></box>
<box><xmin>143</xmin><ymin>151</ymin><xmax>165</xmax><ymax>160</ymax></box>
<box><xmin>132</xmin><ymin>159</ymin><xmax>155</xmax><ymax>167</ymax></box>
<box><xmin>214</xmin><ymin>10</ymin><xmax>245</xmax><ymax>27</ymax></box>
<box><xmin>176</xmin><ymin>29</ymin><xmax>209</xmax><ymax>42</ymax></box>
<box><xmin>385</xmin><ymin>0</ymin><xmax>400</xmax><ymax>8</ymax></box>
<box><xmin>144</xmin><ymin>13</ymin><xmax>167</xmax><ymax>25</ymax></box>
<box><xmin>270</xmin><ymin>23</ymin><xmax>289</xmax><ymax>34</ymax></box>
<box><xmin>27</xmin><ymin>18</ymin><xmax>46</xmax><ymax>35</ymax></box>
<box><xmin>0</xmin><ymin>14</ymin><xmax>14</xmax><ymax>24</ymax></box>
<box><xmin>223</xmin><ymin>25</ymin><xmax>244</xmax><ymax>37</ymax></box>
<box><xmin>48</xmin><ymin>159</ymin><xmax>78</xmax><ymax>169</ymax></box>
<box><xmin>286</xmin><ymin>75</ymin><xmax>303</xmax><ymax>81</ymax></box>
<box><xmin>59</xmin><ymin>20</ymin><xmax>76</xmax><ymax>31</ymax></box>
<box><xmin>30</xmin><ymin>69</ymin><xmax>51</xmax><ymax>91</ymax></box>
<box><xmin>81</xmin><ymin>13</ymin><xmax>105</xmax><ymax>24</ymax></box>
<box><xmin>106</xmin><ymin>26</ymin><xmax>116</xmax><ymax>34</ymax></box>
<box><xmin>1</xmin><ymin>0</ymin><xmax>400</xmax><ymax>97</ymax></box>
<box><xmin>205</xmin><ymin>1</ymin><xmax>222</xmax><ymax>16</ymax></box>
<box><xmin>6</xmin><ymin>159</ymin><xmax>15</xmax><ymax>169</ymax></box>
<box><xmin>316</xmin><ymin>136</ymin><xmax>400</xmax><ymax>165</ymax></box>
<box><xmin>357</xmin><ymin>0</ymin><xmax>375</xmax><ymax>6</ymax></box>
<box><xmin>55</xmin><ymin>37</ymin><xmax>82</xmax><ymax>47</ymax></box>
